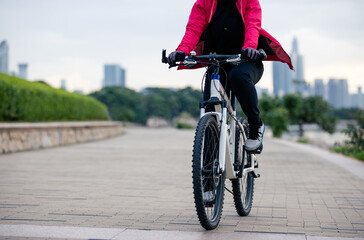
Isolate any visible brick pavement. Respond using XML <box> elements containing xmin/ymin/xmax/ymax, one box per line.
<box><xmin>0</xmin><ymin>127</ymin><xmax>364</xmax><ymax>239</ymax></box>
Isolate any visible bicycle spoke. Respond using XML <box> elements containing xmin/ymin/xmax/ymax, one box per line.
<box><xmin>232</xmin><ymin>118</ymin><xmax>255</xmax><ymax>217</ymax></box>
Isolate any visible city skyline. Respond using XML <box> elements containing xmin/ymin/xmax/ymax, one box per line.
<box><xmin>1</xmin><ymin>37</ymin><xmax>363</xmax><ymax>99</ymax></box>
<box><xmin>314</xmin><ymin>78</ymin><xmax>363</xmax><ymax>109</ymax></box>
<box><xmin>1</xmin><ymin>35</ymin><xmax>363</xmax><ymax>109</ymax></box>
<box><xmin>0</xmin><ymin>0</ymin><xmax>363</xmax><ymax>94</ymax></box>
<box><xmin>273</xmin><ymin>40</ymin><xmax>363</xmax><ymax>110</ymax></box>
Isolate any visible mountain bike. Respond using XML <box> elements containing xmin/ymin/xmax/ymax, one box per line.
<box><xmin>162</xmin><ymin>49</ymin><xmax>266</xmax><ymax>230</ymax></box>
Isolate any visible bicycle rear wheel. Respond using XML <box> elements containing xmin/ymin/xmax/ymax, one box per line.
<box><xmin>232</xmin><ymin>118</ymin><xmax>255</xmax><ymax>216</ymax></box>
<box><xmin>192</xmin><ymin>115</ymin><xmax>225</xmax><ymax>230</ymax></box>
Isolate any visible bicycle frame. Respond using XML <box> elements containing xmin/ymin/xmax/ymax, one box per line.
<box><xmin>162</xmin><ymin>49</ymin><xmax>265</xmax><ymax>229</ymax></box>
<box><xmin>161</xmin><ymin>49</ymin><xmax>262</xmax><ymax>181</ymax></box>
<box><xmin>200</xmin><ymin>73</ymin><xmax>257</xmax><ymax>180</ymax></box>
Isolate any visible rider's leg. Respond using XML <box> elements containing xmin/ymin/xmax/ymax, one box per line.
<box><xmin>228</xmin><ymin>61</ymin><xmax>265</xmax><ymax>152</ymax></box>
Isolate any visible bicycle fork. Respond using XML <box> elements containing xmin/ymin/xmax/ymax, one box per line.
<box><xmin>200</xmin><ymin>75</ymin><xmax>237</xmax><ymax>179</ymax></box>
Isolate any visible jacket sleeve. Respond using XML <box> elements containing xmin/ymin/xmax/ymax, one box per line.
<box><xmin>242</xmin><ymin>0</ymin><xmax>262</xmax><ymax>50</ymax></box>
<box><xmin>176</xmin><ymin>0</ymin><xmax>207</xmax><ymax>54</ymax></box>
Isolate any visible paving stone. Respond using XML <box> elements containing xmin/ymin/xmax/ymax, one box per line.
<box><xmin>1</xmin><ymin>127</ymin><xmax>364</xmax><ymax>238</ymax></box>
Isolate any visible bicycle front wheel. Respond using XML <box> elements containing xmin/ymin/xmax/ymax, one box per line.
<box><xmin>192</xmin><ymin>115</ymin><xmax>225</xmax><ymax>230</ymax></box>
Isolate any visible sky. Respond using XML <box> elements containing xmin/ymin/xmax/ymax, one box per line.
<box><xmin>0</xmin><ymin>0</ymin><xmax>363</xmax><ymax>94</ymax></box>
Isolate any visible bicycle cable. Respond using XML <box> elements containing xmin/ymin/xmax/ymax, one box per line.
<box><xmin>224</xmin><ymin>186</ymin><xmax>234</xmax><ymax>195</ymax></box>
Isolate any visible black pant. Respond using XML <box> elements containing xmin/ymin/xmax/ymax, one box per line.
<box><xmin>204</xmin><ymin>61</ymin><xmax>264</xmax><ymax>124</ymax></box>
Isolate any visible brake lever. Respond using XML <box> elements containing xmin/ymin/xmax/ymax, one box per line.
<box><xmin>226</xmin><ymin>56</ymin><xmax>241</xmax><ymax>64</ymax></box>
<box><xmin>184</xmin><ymin>59</ymin><xmax>198</xmax><ymax>68</ymax></box>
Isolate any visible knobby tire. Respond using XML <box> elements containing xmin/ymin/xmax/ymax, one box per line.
<box><xmin>231</xmin><ymin>118</ymin><xmax>255</xmax><ymax>216</ymax></box>
<box><xmin>192</xmin><ymin>115</ymin><xmax>225</xmax><ymax>230</ymax></box>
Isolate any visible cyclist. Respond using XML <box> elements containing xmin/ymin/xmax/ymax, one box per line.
<box><xmin>168</xmin><ymin>0</ymin><xmax>293</xmax><ymax>153</ymax></box>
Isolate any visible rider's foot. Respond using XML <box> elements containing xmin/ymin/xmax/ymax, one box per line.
<box><xmin>245</xmin><ymin>121</ymin><xmax>265</xmax><ymax>154</ymax></box>
<box><xmin>203</xmin><ymin>191</ymin><xmax>215</xmax><ymax>204</ymax></box>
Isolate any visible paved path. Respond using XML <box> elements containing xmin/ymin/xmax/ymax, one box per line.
<box><xmin>0</xmin><ymin>127</ymin><xmax>364</xmax><ymax>239</ymax></box>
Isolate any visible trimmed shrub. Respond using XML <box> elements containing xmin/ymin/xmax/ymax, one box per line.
<box><xmin>0</xmin><ymin>73</ymin><xmax>108</xmax><ymax>122</ymax></box>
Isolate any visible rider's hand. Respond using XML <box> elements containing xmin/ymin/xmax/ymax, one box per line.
<box><xmin>241</xmin><ymin>48</ymin><xmax>260</xmax><ymax>60</ymax></box>
<box><xmin>167</xmin><ymin>51</ymin><xmax>185</xmax><ymax>66</ymax></box>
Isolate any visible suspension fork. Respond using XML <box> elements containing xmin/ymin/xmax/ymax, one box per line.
<box><xmin>218</xmin><ymin>105</ymin><xmax>237</xmax><ymax>178</ymax></box>
<box><xmin>218</xmin><ymin>103</ymin><xmax>228</xmax><ymax>173</ymax></box>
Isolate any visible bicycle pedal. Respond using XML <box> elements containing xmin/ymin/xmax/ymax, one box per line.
<box><xmin>252</xmin><ymin>172</ymin><xmax>260</xmax><ymax>178</ymax></box>
<box><xmin>204</xmin><ymin>203</ymin><xmax>213</xmax><ymax>208</ymax></box>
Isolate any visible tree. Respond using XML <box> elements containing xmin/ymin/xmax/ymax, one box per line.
<box><xmin>175</xmin><ymin>87</ymin><xmax>201</xmax><ymax>118</ymax></box>
<box><xmin>143</xmin><ymin>87</ymin><xmax>180</xmax><ymax>120</ymax></box>
<box><xmin>267</xmin><ymin>107</ymin><xmax>289</xmax><ymax>138</ymax></box>
<box><xmin>332</xmin><ymin>110</ymin><xmax>364</xmax><ymax>161</ymax></box>
<box><xmin>259</xmin><ymin>94</ymin><xmax>289</xmax><ymax>137</ymax></box>
<box><xmin>330</xmin><ymin>107</ymin><xmax>363</xmax><ymax>120</ymax></box>
<box><xmin>283</xmin><ymin>94</ymin><xmax>336</xmax><ymax>137</ymax></box>
<box><xmin>89</xmin><ymin>87</ymin><xmax>147</xmax><ymax>124</ymax></box>
<box><xmin>343</xmin><ymin>110</ymin><xmax>364</xmax><ymax>150</ymax></box>
<box><xmin>89</xmin><ymin>86</ymin><xmax>202</xmax><ymax>125</ymax></box>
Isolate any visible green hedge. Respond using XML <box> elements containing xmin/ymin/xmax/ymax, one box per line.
<box><xmin>0</xmin><ymin>73</ymin><xmax>108</xmax><ymax>122</ymax></box>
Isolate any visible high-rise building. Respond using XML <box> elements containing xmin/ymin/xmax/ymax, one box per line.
<box><xmin>0</xmin><ymin>40</ymin><xmax>9</xmax><ymax>74</ymax></box>
<box><xmin>18</xmin><ymin>63</ymin><xmax>28</xmax><ymax>79</ymax></box>
<box><xmin>328</xmin><ymin>78</ymin><xmax>350</xmax><ymax>108</ymax></box>
<box><xmin>358</xmin><ymin>87</ymin><xmax>364</xmax><ymax>109</ymax></box>
<box><xmin>302</xmin><ymin>83</ymin><xmax>312</xmax><ymax>97</ymax></box>
<box><xmin>273</xmin><ymin>62</ymin><xmax>284</xmax><ymax>96</ymax></box>
<box><xmin>351</xmin><ymin>87</ymin><xmax>363</xmax><ymax>109</ymax></box>
<box><xmin>314</xmin><ymin>79</ymin><xmax>325</xmax><ymax>99</ymax></box>
<box><xmin>350</xmin><ymin>87</ymin><xmax>364</xmax><ymax>109</ymax></box>
<box><xmin>328</xmin><ymin>79</ymin><xmax>339</xmax><ymax>108</ymax></box>
<box><xmin>273</xmin><ymin>61</ymin><xmax>292</xmax><ymax>96</ymax></box>
<box><xmin>290</xmin><ymin>38</ymin><xmax>305</xmax><ymax>94</ymax></box>
<box><xmin>120</xmin><ymin>68</ymin><xmax>126</xmax><ymax>87</ymax></box>
<box><xmin>103</xmin><ymin>64</ymin><xmax>126</xmax><ymax>87</ymax></box>
<box><xmin>338</xmin><ymin>79</ymin><xmax>350</xmax><ymax>108</ymax></box>
<box><xmin>60</xmin><ymin>79</ymin><xmax>67</xmax><ymax>90</ymax></box>
<box><xmin>272</xmin><ymin>37</ymin><xmax>305</xmax><ymax>96</ymax></box>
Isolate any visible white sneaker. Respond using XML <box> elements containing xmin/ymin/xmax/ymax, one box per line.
<box><xmin>245</xmin><ymin>123</ymin><xmax>265</xmax><ymax>153</ymax></box>
<box><xmin>203</xmin><ymin>191</ymin><xmax>215</xmax><ymax>203</ymax></box>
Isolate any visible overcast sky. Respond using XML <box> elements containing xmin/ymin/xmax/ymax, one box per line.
<box><xmin>1</xmin><ymin>0</ymin><xmax>363</xmax><ymax>93</ymax></box>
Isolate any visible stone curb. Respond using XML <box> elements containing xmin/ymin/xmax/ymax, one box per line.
<box><xmin>0</xmin><ymin>121</ymin><xmax>124</xmax><ymax>154</ymax></box>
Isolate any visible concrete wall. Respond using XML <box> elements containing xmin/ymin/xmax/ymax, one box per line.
<box><xmin>0</xmin><ymin>122</ymin><xmax>124</xmax><ymax>154</ymax></box>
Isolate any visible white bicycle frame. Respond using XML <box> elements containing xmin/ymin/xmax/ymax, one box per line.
<box><xmin>200</xmin><ymin>77</ymin><xmax>257</xmax><ymax>180</ymax></box>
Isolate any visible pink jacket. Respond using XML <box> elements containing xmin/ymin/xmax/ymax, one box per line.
<box><xmin>176</xmin><ymin>0</ymin><xmax>293</xmax><ymax>70</ymax></box>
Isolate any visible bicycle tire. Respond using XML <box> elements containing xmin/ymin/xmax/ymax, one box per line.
<box><xmin>192</xmin><ymin>115</ymin><xmax>225</xmax><ymax>230</ymax></box>
<box><xmin>232</xmin><ymin>118</ymin><xmax>255</xmax><ymax>216</ymax></box>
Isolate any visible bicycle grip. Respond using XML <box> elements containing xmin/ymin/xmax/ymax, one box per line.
<box><xmin>162</xmin><ymin>49</ymin><xmax>168</xmax><ymax>64</ymax></box>
<box><xmin>241</xmin><ymin>48</ymin><xmax>267</xmax><ymax>61</ymax></box>
<box><xmin>258</xmin><ymin>49</ymin><xmax>267</xmax><ymax>61</ymax></box>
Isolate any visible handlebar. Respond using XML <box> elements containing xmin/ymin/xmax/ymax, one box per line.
<box><xmin>162</xmin><ymin>49</ymin><xmax>267</xmax><ymax>68</ymax></box>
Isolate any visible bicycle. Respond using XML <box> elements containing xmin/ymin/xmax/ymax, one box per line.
<box><xmin>162</xmin><ymin>49</ymin><xmax>266</xmax><ymax>230</ymax></box>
